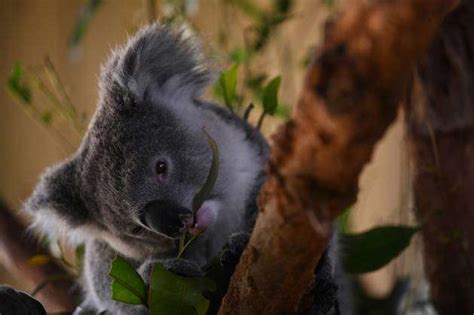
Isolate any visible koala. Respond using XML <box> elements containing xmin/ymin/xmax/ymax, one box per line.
<box><xmin>22</xmin><ymin>24</ymin><xmax>268</xmax><ymax>314</ymax></box>
<box><xmin>0</xmin><ymin>24</ymin><xmax>340</xmax><ymax>315</ymax></box>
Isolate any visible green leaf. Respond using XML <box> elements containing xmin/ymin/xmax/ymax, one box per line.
<box><xmin>27</xmin><ymin>254</ymin><xmax>52</xmax><ymax>267</ymax></box>
<box><xmin>192</xmin><ymin>129</ymin><xmax>220</xmax><ymax>212</ymax></box>
<box><xmin>341</xmin><ymin>225</ymin><xmax>419</xmax><ymax>274</ymax></box>
<box><xmin>30</xmin><ymin>274</ymin><xmax>72</xmax><ymax>297</ymax></box>
<box><xmin>40</xmin><ymin>111</ymin><xmax>53</xmax><ymax>126</ymax></box>
<box><xmin>216</xmin><ymin>64</ymin><xmax>239</xmax><ymax>110</ymax></box>
<box><xmin>228</xmin><ymin>0</ymin><xmax>265</xmax><ymax>20</ymax></box>
<box><xmin>322</xmin><ymin>0</ymin><xmax>335</xmax><ymax>7</ymax></box>
<box><xmin>245</xmin><ymin>73</ymin><xmax>266</xmax><ymax>99</ymax></box>
<box><xmin>109</xmin><ymin>256</ymin><xmax>146</xmax><ymax>305</ymax></box>
<box><xmin>229</xmin><ymin>48</ymin><xmax>251</xmax><ymax>64</ymax></box>
<box><xmin>149</xmin><ymin>262</ymin><xmax>215</xmax><ymax>315</ymax></box>
<box><xmin>6</xmin><ymin>62</ymin><xmax>31</xmax><ymax>104</ymax></box>
<box><xmin>69</xmin><ymin>0</ymin><xmax>103</xmax><ymax>48</ymax></box>
<box><xmin>275</xmin><ymin>0</ymin><xmax>293</xmax><ymax>14</ymax></box>
<box><xmin>75</xmin><ymin>243</ymin><xmax>86</xmax><ymax>273</ymax></box>
<box><xmin>274</xmin><ymin>103</ymin><xmax>290</xmax><ymax>119</ymax></box>
<box><xmin>262</xmin><ymin>76</ymin><xmax>281</xmax><ymax>115</ymax></box>
<box><xmin>336</xmin><ymin>208</ymin><xmax>351</xmax><ymax>234</ymax></box>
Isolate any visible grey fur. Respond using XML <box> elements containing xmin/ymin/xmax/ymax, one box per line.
<box><xmin>25</xmin><ymin>23</ymin><xmax>268</xmax><ymax>314</ymax></box>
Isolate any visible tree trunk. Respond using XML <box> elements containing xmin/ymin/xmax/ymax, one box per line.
<box><xmin>219</xmin><ymin>0</ymin><xmax>458</xmax><ymax>314</ymax></box>
<box><xmin>405</xmin><ymin>1</ymin><xmax>474</xmax><ymax>313</ymax></box>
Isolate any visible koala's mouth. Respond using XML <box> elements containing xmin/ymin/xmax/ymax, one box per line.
<box><xmin>135</xmin><ymin>199</ymin><xmax>220</xmax><ymax>240</ymax></box>
<box><xmin>188</xmin><ymin>200</ymin><xmax>219</xmax><ymax>234</ymax></box>
<box><xmin>138</xmin><ymin>199</ymin><xmax>193</xmax><ymax>239</ymax></box>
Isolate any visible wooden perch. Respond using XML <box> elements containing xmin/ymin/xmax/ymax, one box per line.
<box><xmin>0</xmin><ymin>200</ymin><xmax>77</xmax><ymax>313</ymax></box>
<box><xmin>405</xmin><ymin>1</ymin><xmax>474</xmax><ymax>313</ymax></box>
<box><xmin>218</xmin><ymin>0</ymin><xmax>458</xmax><ymax>314</ymax></box>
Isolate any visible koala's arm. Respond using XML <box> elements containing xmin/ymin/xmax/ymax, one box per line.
<box><xmin>24</xmin><ymin>158</ymin><xmax>91</xmax><ymax>241</ymax></box>
<box><xmin>79</xmin><ymin>241</ymin><xmax>203</xmax><ymax>315</ymax></box>
<box><xmin>78</xmin><ymin>241</ymin><xmax>147</xmax><ymax>315</ymax></box>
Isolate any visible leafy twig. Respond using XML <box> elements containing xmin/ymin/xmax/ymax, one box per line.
<box><xmin>243</xmin><ymin>103</ymin><xmax>254</xmax><ymax>121</ymax></box>
<box><xmin>30</xmin><ymin>274</ymin><xmax>74</xmax><ymax>297</ymax></box>
<box><xmin>177</xmin><ymin>233</ymin><xmax>201</xmax><ymax>259</ymax></box>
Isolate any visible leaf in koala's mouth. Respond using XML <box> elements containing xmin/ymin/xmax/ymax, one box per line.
<box><xmin>192</xmin><ymin>128</ymin><xmax>220</xmax><ymax>213</ymax></box>
<box><xmin>190</xmin><ymin>203</ymin><xmax>218</xmax><ymax>235</ymax></box>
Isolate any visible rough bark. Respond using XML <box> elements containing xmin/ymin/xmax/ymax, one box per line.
<box><xmin>405</xmin><ymin>1</ymin><xmax>474</xmax><ymax>313</ymax></box>
<box><xmin>0</xmin><ymin>200</ymin><xmax>77</xmax><ymax>313</ymax></box>
<box><xmin>218</xmin><ymin>0</ymin><xmax>458</xmax><ymax>314</ymax></box>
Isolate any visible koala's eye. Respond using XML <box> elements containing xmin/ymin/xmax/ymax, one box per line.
<box><xmin>155</xmin><ymin>161</ymin><xmax>168</xmax><ymax>176</ymax></box>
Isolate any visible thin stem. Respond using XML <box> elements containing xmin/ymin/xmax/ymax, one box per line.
<box><xmin>30</xmin><ymin>274</ymin><xmax>74</xmax><ymax>297</ymax></box>
<box><xmin>178</xmin><ymin>235</ymin><xmax>185</xmax><ymax>255</ymax></box>
<box><xmin>6</xmin><ymin>88</ymin><xmax>75</xmax><ymax>152</ymax></box>
<box><xmin>243</xmin><ymin>103</ymin><xmax>254</xmax><ymax>121</ymax></box>
<box><xmin>43</xmin><ymin>56</ymin><xmax>77</xmax><ymax>116</ymax></box>
<box><xmin>257</xmin><ymin>111</ymin><xmax>266</xmax><ymax>130</ymax></box>
<box><xmin>177</xmin><ymin>233</ymin><xmax>200</xmax><ymax>259</ymax></box>
<box><xmin>36</xmin><ymin>61</ymin><xmax>86</xmax><ymax>134</ymax></box>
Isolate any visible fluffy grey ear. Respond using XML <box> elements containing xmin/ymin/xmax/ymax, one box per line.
<box><xmin>100</xmin><ymin>23</ymin><xmax>212</xmax><ymax>107</ymax></box>
<box><xmin>24</xmin><ymin>158</ymin><xmax>89</xmax><ymax>239</ymax></box>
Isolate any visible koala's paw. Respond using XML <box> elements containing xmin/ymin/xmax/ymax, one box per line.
<box><xmin>72</xmin><ymin>298</ymin><xmax>100</xmax><ymax>315</ymax></box>
<box><xmin>0</xmin><ymin>285</ymin><xmax>46</xmax><ymax>315</ymax></box>
<box><xmin>219</xmin><ymin>232</ymin><xmax>250</xmax><ymax>274</ymax></box>
<box><xmin>73</xmin><ymin>297</ymin><xmax>147</xmax><ymax>315</ymax></box>
<box><xmin>139</xmin><ymin>258</ymin><xmax>204</xmax><ymax>279</ymax></box>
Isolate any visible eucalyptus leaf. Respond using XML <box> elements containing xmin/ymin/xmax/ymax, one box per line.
<box><xmin>192</xmin><ymin>129</ymin><xmax>220</xmax><ymax>212</ymax></box>
<box><xmin>27</xmin><ymin>254</ymin><xmax>52</xmax><ymax>267</ymax></box>
<box><xmin>109</xmin><ymin>256</ymin><xmax>146</xmax><ymax>305</ymax></box>
<box><xmin>7</xmin><ymin>62</ymin><xmax>31</xmax><ymax>104</ymax></box>
<box><xmin>322</xmin><ymin>0</ymin><xmax>335</xmax><ymax>7</ymax></box>
<box><xmin>275</xmin><ymin>0</ymin><xmax>292</xmax><ymax>14</ymax></box>
<box><xmin>341</xmin><ymin>225</ymin><xmax>419</xmax><ymax>274</ymax></box>
<box><xmin>336</xmin><ymin>208</ymin><xmax>351</xmax><ymax>234</ymax></box>
<box><xmin>149</xmin><ymin>262</ymin><xmax>215</xmax><ymax>315</ymax></box>
<box><xmin>75</xmin><ymin>243</ymin><xmax>86</xmax><ymax>273</ymax></box>
<box><xmin>246</xmin><ymin>73</ymin><xmax>267</xmax><ymax>99</ymax></box>
<box><xmin>262</xmin><ymin>76</ymin><xmax>281</xmax><ymax>115</ymax></box>
<box><xmin>216</xmin><ymin>64</ymin><xmax>239</xmax><ymax>110</ymax></box>
<box><xmin>69</xmin><ymin>0</ymin><xmax>103</xmax><ymax>49</ymax></box>
<box><xmin>274</xmin><ymin>103</ymin><xmax>290</xmax><ymax>119</ymax></box>
<box><xmin>229</xmin><ymin>48</ymin><xmax>251</xmax><ymax>64</ymax></box>
<box><xmin>228</xmin><ymin>0</ymin><xmax>265</xmax><ymax>19</ymax></box>
<box><xmin>40</xmin><ymin>111</ymin><xmax>53</xmax><ymax>126</ymax></box>
<box><xmin>30</xmin><ymin>274</ymin><xmax>72</xmax><ymax>297</ymax></box>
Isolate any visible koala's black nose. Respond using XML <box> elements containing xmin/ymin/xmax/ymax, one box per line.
<box><xmin>140</xmin><ymin>200</ymin><xmax>193</xmax><ymax>239</ymax></box>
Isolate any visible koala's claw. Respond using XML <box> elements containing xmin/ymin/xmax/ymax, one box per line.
<box><xmin>160</xmin><ymin>258</ymin><xmax>204</xmax><ymax>277</ymax></box>
<box><xmin>139</xmin><ymin>257</ymin><xmax>204</xmax><ymax>279</ymax></box>
<box><xmin>219</xmin><ymin>232</ymin><xmax>250</xmax><ymax>274</ymax></box>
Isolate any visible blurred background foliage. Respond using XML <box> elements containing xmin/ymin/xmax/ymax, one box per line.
<box><xmin>0</xmin><ymin>0</ymin><xmax>430</xmax><ymax>314</ymax></box>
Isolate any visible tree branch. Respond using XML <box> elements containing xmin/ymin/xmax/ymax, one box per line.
<box><xmin>405</xmin><ymin>1</ymin><xmax>474</xmax><ymax>313</ymax></box>
<box><xmin>218</xmin><ymin>0</ymin><xmax>458</xmax><ymax>313</ymax></box>
<box><xmin>0</xmin><ymin>200</ymin><xmax>77</xmax><ymax>313</ymax></box>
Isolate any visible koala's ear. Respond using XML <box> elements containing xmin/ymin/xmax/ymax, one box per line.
<box><xmin>25</xmin><ymin>158</ymin><xmax>89</xmax><ymax>234</ymax></box>
<box><xmin>103</xmin><ymin>24</ymin><xmax>213</xmax><ymax>106</ymax></box>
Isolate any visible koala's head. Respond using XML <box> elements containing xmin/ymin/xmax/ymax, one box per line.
<box><xmin>25</xmin><ymin>24</ymin><xmax>229</xmax><ymax>257</ymax></box>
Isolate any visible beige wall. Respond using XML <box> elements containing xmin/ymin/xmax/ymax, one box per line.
<box><xmin>0</xmin><ymin>0</ymin><xmax>418</xmax><ymax>297</ymax></box>
<box><xmin>0</xmin><ymin>0</ymin><xmax>145</xmax><ymax>207</ymax></box>
<box><xmin>0</xmin><ymin>0</ymin><xmax>330</xmax><ymax>206</ymax></box>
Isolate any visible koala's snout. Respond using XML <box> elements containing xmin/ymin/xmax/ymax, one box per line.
<box><xmin>140</xmin><ymin>200</ymin><xmax>193</xmax><ymax>239</ymax></box>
